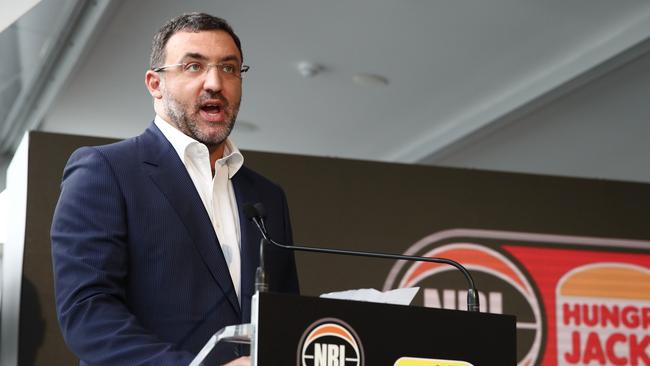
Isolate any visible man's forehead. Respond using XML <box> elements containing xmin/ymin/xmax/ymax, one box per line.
<box><xmin>164</xmin><ymin>30</ymin><xmax>240</xmax><ymax>61</ymax></box>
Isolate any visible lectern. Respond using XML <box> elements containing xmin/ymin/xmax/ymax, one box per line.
<box><xmin>192</xmin><ymin>292</ymin><xmax>516</xmax><ymax>365</ymax></box>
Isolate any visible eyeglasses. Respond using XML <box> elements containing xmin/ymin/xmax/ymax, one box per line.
<box><xmin>152</xmin><ymin>62</ymin><xmax>250</xmax><ymax>79</ymax></box>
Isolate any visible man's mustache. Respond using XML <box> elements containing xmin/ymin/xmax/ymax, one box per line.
<box><xmin>198</xmin><ymin>92</ymin><xmax>229</xmax><ymax>108</ymax></box>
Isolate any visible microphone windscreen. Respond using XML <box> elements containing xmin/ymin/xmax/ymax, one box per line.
<box><xmin>253</xmin><ymin>203</ymin><xmax>267</xmax><ymax>218</ymax></box>
<box><xmin>243</xmin><ymin>203</ymin><xmax>260</xmax><ymax>220</ymax></box>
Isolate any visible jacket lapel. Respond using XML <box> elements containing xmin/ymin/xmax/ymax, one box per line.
<box><xmin>138</xmin><ymin>123</ymin><xmax>241</xmax><ymax>317</ymax></box>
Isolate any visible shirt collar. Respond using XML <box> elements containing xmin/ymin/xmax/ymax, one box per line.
<box><xmin>154</xmin><ymin>115</ymin><xmax>244</xmax><ymax>179</ymax></box>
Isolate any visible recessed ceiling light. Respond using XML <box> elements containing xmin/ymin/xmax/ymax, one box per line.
<box><xmin>353</xmin><ymin>73</ymin><xmax>389</xmax><ymax>87</ymax></box>
<box><xmin>296</xmin><ymin>61</ymin><xmax>324</xmax><ymax>77</ymax></box>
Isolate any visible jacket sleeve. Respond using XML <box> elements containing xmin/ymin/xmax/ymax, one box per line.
<box><xmin>51</xmin><ymin>147</ymin><xmax>195</xmax><ymax>366</ymax></box>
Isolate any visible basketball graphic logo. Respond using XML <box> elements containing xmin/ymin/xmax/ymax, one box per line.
<box><xmin>385</xmin><ymin>241</ymin><xmax>544</xmax><ymax>366</ymax></box>
<box><xmin>298</xmin><ymin>318</ymin><xmax>364</xmax><ymax>366</ymax></box>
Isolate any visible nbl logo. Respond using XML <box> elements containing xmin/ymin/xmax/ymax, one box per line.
<box><xmin>384</xmin><ymin>234</ymin><xmax>545</xmax><ymax>366</ymax></box>
<box><xmin>298</xmin><ymin>318</ymin><xmax>364</xmax><ymax>366</ymax></box>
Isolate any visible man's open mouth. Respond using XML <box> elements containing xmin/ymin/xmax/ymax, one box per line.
<box><xmin>200</xmin><ymin>103</ymin><xmax>223</xmax><ymax>114</ymax></box>
<box><xmin>198</xmin><ymin>99</ymin><xmax>227</xmax><ymax>122</ymax></box>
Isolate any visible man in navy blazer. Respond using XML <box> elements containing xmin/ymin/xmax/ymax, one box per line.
<box><xmin>51</xmin><ymin>13</ymin><xmax>298</xmax><ymax>366</ymax></box>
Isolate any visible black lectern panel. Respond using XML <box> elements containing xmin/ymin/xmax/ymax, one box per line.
<box><xmin>256</xmin><ymin>292</ymin><xmax>516</xmax><ymax>365</ymax></box>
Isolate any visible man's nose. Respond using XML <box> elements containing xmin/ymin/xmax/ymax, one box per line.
<box><xmin>202</xmin><ymin>66</ymin><xmax>223</xmax><ymax>92</ymax></box>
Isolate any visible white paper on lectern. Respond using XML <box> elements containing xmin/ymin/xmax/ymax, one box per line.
<box><xmin>320</xmin><ymin>287</ymin><xmax>419</xmax><ymax>305</ymax></box>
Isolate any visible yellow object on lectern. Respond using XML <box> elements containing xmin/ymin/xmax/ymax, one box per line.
<box><xmin>394</xmin><ymin>357</ymin><xmax>473</xmax><ymax>366</ymax></box>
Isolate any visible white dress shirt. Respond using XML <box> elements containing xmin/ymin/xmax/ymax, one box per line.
<box><xmin>155</xmin><ymin>115</ymin><xmax>244</xmax><ymax>302</ymax></box>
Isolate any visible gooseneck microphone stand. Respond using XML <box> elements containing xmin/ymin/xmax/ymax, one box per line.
<box><xmin>244</xmin><ymin>203</ymin><xmax>480</xmax><ymax>312</ymax></box>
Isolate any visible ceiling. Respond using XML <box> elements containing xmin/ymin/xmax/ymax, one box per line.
<box><xmin>2</xmin><ymin>0</ymin><xmax>650</xmax><ymax>183</ymax></box>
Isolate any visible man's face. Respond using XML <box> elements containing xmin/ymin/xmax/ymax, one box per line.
<box><xmin>157</xmin><ymin>30</ymin><xmax>242</xmax><ymax>147</ymax></box>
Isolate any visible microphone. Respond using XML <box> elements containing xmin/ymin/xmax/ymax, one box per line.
<box><xmin>244</xmin><ymin>204</ymin><xmax>269</xmax><ymax>238</ymax></box>
<box><xmin>243</xmin><ymin>204</ymin><xmax>270</xmax><ymax>292</ymax></box>
<box><xmin>243</xmin><ymin>203</ymin><xmax>480</xmax><ymax>312</ymax></box>
<box><xmin>253</xmin><ymin>203</ymin><xmax>269</xmax><ymax>236</ymax></box>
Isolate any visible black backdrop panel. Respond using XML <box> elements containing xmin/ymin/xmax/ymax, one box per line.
<box><xmin>15</xmin><ymin>131</ymin><xmax>650</xmax><ymax>365</ymax></box>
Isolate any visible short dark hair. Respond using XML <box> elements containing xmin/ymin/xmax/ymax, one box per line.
<box><xmin>149</xmin><ymin>12</ymin><xmax>242</xmax><ymax>69</ymax></box>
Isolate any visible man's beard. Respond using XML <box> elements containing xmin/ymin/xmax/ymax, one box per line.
<box><xmin>162</xmin><ymin>89</ymin><xmax>239</xmax><ymax>147</ymax></box>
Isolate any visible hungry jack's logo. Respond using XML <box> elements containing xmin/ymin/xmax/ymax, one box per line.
<box><xmin>556</xmin><ymin>263</ymin><xmax>650</xmax><ymax>365</ymax></box>
<box><xmin>298</xmin><ymin>318</ymin><xmax>364</xmax><ymax>366</ymax></box>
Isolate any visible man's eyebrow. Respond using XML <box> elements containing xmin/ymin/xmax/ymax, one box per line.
<box><xmin>219</xmin><ymin>55</ymin><xmax>241</xmax><ymax>64</ymax></box>
<box><xmin>179</xmin><ymin>52</ymin><xmax>209</xmax><ymax>62</ymax></box>
<box><xmin>179</xmin><ymin>53</ymin><xmax>242</xmax><ymax>64</ymax></box>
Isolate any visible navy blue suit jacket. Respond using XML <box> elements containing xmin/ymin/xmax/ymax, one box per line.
<box><xmin>51</xmin><ymin>123</ymin><xmax>299</xmax><ymax>365</ymax></box>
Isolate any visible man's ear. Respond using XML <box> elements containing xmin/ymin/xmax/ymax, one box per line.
<box><xmin>145</xmin><ymin>70</ymin><xmax>163</xmax><ymax>99</ymax></box>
